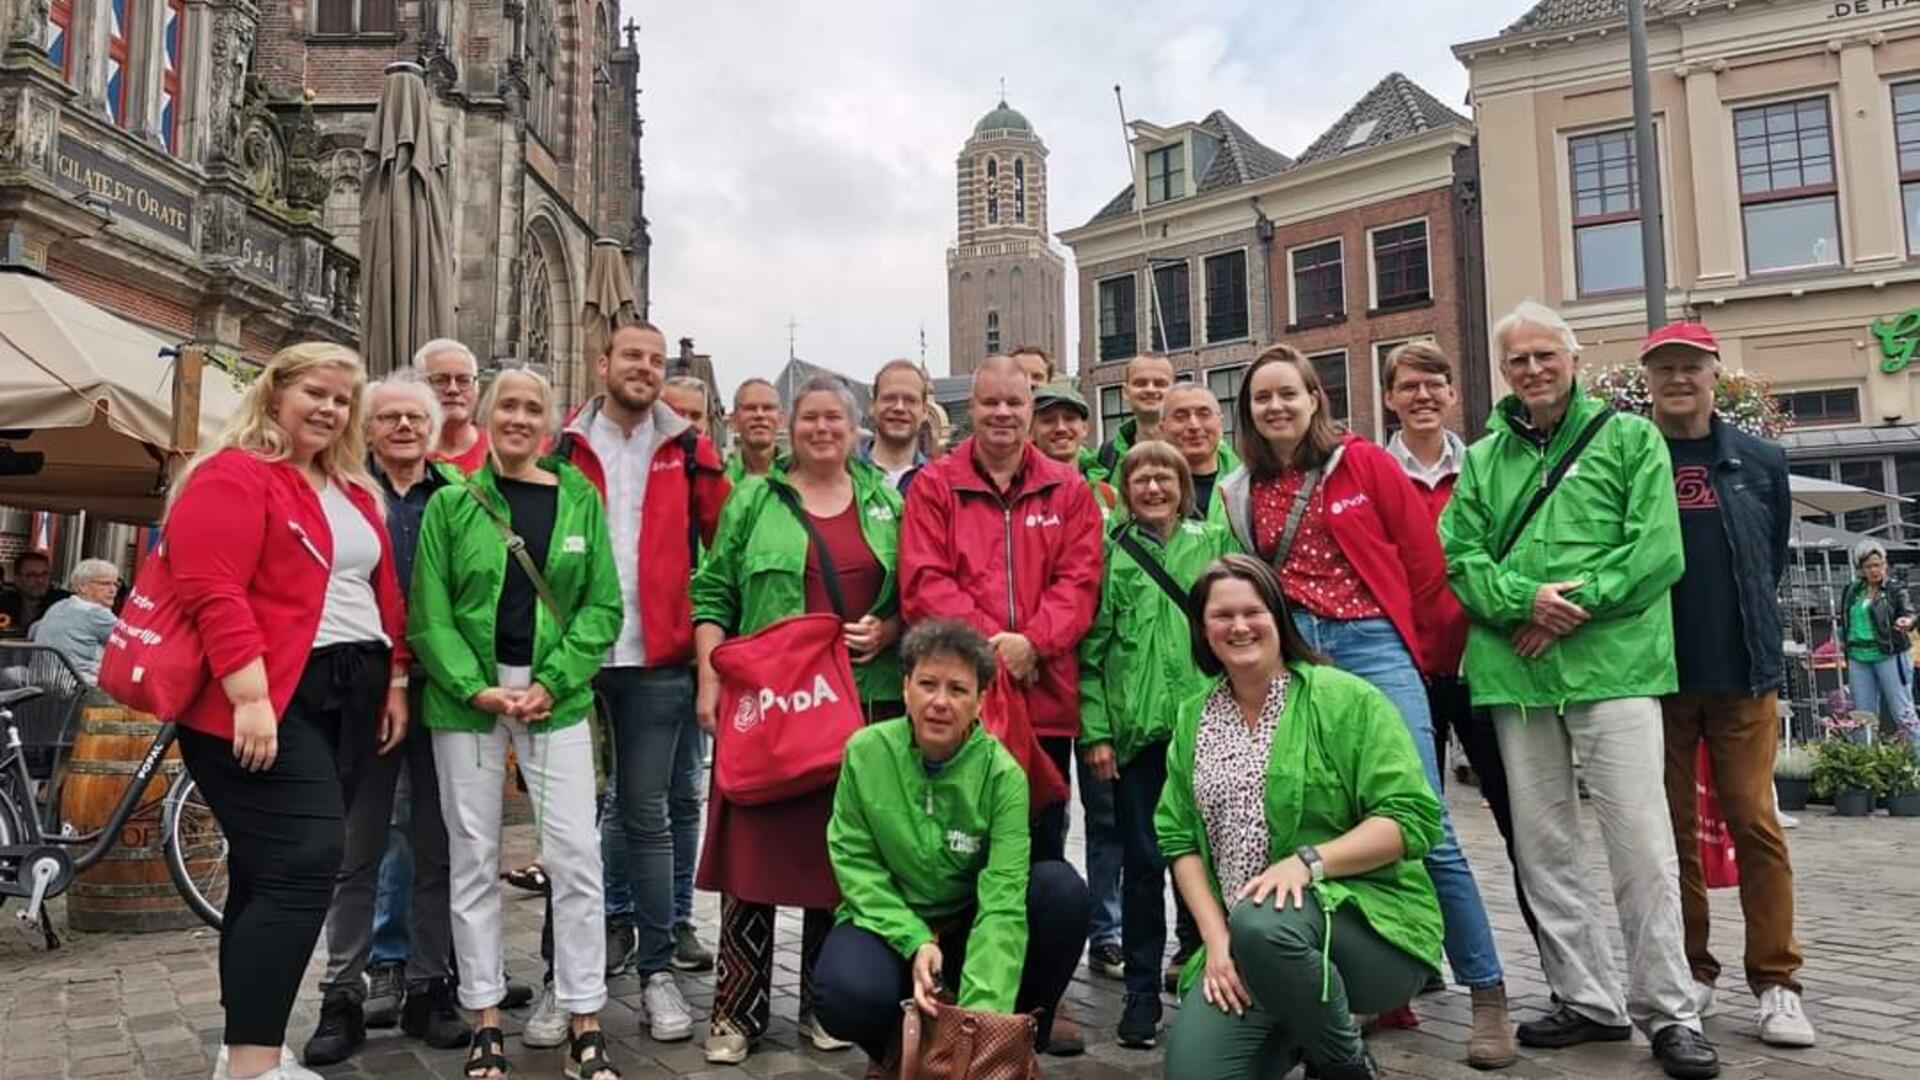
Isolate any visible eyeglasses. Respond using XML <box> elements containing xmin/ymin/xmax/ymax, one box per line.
<box><xmin>426</xmin><ymin>373</ymin><xmax>477</xmax><ymax>391</ymax></box>
<box><xmin>1501</xmin><ymin>350</ymin><xmax>1565</xmax><ymax>370</ymax></box>
<box><xmin>1391</xmin><ymin>378</ymin><xmax>1452</xmax><ymax>398</ymax></box>
<box><xmin>373</xmin><ymin>410</ymin><xmax>431</xmax><ymax>428</ymax></box>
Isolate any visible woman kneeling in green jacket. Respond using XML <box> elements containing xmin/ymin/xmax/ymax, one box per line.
<box><xmin>407</xmin><ymin>369</ymin><xmax>624</xmax><ymax>1080</ymax></box>
<box><xmin>1159</xmin><ymin>554</ymin><xmax>1444</xmax><ymax>1080</ymax></box>
<box><xmin>1079</xmin><ymin>440</ymin><xmax>1235</xmax><ymax>1048</ymax></box>
<box><xmin>811</xmin><ymin>620</ymin><xmax>1090</xmax><ymax>1070</ymax></box>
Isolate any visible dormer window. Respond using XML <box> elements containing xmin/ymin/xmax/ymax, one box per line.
<box><xmin>1146</xmin><ymin>144</ymin><xmax>1184</xmax><ymax>205</ymax></box>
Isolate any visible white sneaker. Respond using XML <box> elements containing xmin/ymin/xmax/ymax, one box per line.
<box><xmin>1777</xmin><ymin>809</ymin><xmax>1801</xmax><ymax>829</ymax></box>
<box><xmin>523</xmin><ymin>984</ymin><xmax>570</xmax><ymax>1049</ymax></box>
<box><xmin>212</xmin><ymin>1047</ymin><xmax>323</xmax><ymax>1080</ymax></box>
<box><xmin>704</xmin><ymin>1020</ymin><xmax>750</xmax><ymax>1064</ymax></box>
<box><xmin>802</xmin><ymin>1013</ymin><xmax>853</xmax><ymax>1052</ymax></box>
<box><xmin>642</xmin><ymin>971</ymin><xmax>696</xmax><ymax>1042</ymax></box>
<box><xmin>1758</xmin><ymin>985</ymin><xmax>1817</xmax><ymax>1048</ymax></box>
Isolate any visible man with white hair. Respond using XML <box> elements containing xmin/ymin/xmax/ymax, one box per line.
<box><xmin>1642</xmin><ymin>323</ymin><xmax>1813</xmax><ymax>1049</ymax></box>
<box><xmin>305</xmin><ymin>373</ymin><xmax>467</xmax><ymax>1066</ymax></box>
<box><xmin>1440</xmin><ymin>302</ymin><xmax>1720</xmax><ymax>1079</ymax></box>
<box><xmin>27</xmin><ymin>559</ymin><xmax>120</xmax><ymax>680</ymax></box>
<box><xmin>414</xmin><ymin>339</ymin><xmax>489</xmax><ymax>473</ymax></box>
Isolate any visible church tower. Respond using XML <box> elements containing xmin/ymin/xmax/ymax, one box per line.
<box><xmin>947</xmin><ymin>99</ymin><xmax>1067</xmax><ymax>377</ymax></box>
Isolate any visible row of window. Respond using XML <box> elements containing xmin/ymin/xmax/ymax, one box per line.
<box><xmin>1288</xmin><ymin>219</ymin><xmax>1432</xmax><ymax>327</ymax></box>
<box><xmin>1095</xmin><ymin>249</ymin><xmax>1251</xmax><ymax>362</ymax></box>
<box><xmin>1570</xmin><ymin>82</ymin><xmax>1920</xmax><ymax>296</ymax></box>
<box><xmin>46</xmin><ymin>0</ymin><xmax>187</xmax><ymax>151</ymax></box>
<box><xmin>983</xmin><ymin>157</ymin><xmax>1028</xmax><ymax>226</ymax></box>
<box><xmin>1092</xmin><ymin>335</ymin><xmax>1435</xmax><ymax>445</ymax></box>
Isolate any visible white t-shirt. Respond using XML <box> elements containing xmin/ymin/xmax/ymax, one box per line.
<box><xmin>587</xmin><ymin>407</ymin><xmax>658</xmax><ymax>666</ymax></box>
<box><xmin>314</xmin><ymin>482</ymin><xmax>389</xmax><ymax>648</ymax></box>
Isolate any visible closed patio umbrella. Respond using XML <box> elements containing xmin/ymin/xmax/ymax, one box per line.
<box><xmin>359</xmin><ymin>61</ymin><xmax>454</xmax><ymax>376</ymax></box>
<box><xmin>581</xmin><ymin>237</ymin><xmax>638</xmax><ymax>375</ymax></box>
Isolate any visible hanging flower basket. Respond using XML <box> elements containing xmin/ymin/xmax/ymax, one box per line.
<box><xmin>1585</xmin><ymin>364</ymin><xmax>1790</xmax><ymax>440</ymax></box>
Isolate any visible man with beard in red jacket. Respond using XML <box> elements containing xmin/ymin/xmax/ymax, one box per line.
<box><xmin>900</xmin><ymin>355</ymin><xmax>1104</xmax><ymax>864</ymax></box>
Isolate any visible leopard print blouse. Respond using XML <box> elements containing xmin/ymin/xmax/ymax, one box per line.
<box><xmin>1192</xmin><ymin>673</ymin><xmax>1290</xmax><ymax>904</ymax></box>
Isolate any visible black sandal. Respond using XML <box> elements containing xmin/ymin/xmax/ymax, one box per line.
<box><xmin>566</xmin><ymin>1028</ymin><xmax>622</xmax><ymax>1080</ymax></box>
<box><xmin>465</xmin><ymin>1025</ymin><xmax>510</xmax><ymax>1078</ymax></box>
<box><xmin>503</xmin><ymin>862</ymin><xmax>550</xmax><ymax>894</ymax></box>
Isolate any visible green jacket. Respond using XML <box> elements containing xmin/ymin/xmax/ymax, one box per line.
<box><xmin>1090</xmin><ymin>421</ymin><xmax>1240</xmax><ymax>485</ymax></box>
<box><xmin>690</xmin><ymin>467</ymin><xmax>905</xmax><ymax>703</ymax></box>
<box><xmin>1439</xmin><ymin>389</ymin><xmax>1684</xmax><ymax>709</ymax></box>
<box><xmin>725</xmin><ymin>451</ymin><xmax>784</xmax><ymax>485</ymax></box>
<box><xmin>407</xmin><ymin>459</ymin><xmax>623</xmax><ymax>734</ymax></box>
<box><xmin>1080</xmin><ymin>519</ymin><xmax>1235</xmax><ymax>764</ymax></box>
<box><xmin>828</xmin><ymin>719</ymin><xmax>1031</xmax><ymax>1011</ymax></box>
<box><xmin>1155</xmin><ymin>664</ymin><xmax>1444</xmax><ymax>995</ymax></box>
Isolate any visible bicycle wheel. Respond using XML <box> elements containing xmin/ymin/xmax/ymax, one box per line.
<box><xmin>0</xmin><ymin>777</ymin><xmax>21</xmax><ymax>918</ymax></box>
<box><xmin>161</xmin><ymin>770</ymin><xmax>226</xmax><ymax>930</ymax></box>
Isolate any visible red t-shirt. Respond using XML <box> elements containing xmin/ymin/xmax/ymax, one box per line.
<box><xmin>434</xmin><ymin>429</ymin><xmax>491</xmax><ymax>475</ymax></box>
<box><xmin>1250</xmin><ymin>471</ymin><xmax>1384</xmax><ymax>621</ymax></box>
<box><xmin>804</xmin><ymin>502</ymin><xmax>884</xmax><ymax>618</ymax></box>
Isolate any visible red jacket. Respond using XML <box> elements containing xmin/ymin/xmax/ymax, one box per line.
<box><xmin>1221</xmin><ymin>435</ymin><xmax>1461</xmax><ymax>676</ymax></box>
<box><xmin>168</xmin><ymin>449</ymin><xmax>408</xmax><ymax>739</ymax></box>
<box><xmin>899</xmin><ymin>439</ymin><xmax>1104</xmax><ymax>737</ymax></box>
<box><xmin>559</xmin><ymin>396</ymin><xmax>729</xmax><ymax>668</ymax></box>
<box><xmin>1400</xmin><ymin>467</ymin><xmax>1468</xmax><ymax>675</ymax></box>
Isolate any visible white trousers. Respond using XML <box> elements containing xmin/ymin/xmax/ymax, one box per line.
<box><xmin>1492</xmin><ymin>697</ymin><xmax>1701</xmax><ymax>1035</ymax></box>
<box><xmin>434</xmin><ymin>673</ymin><xmax>606</xmax><ymax>1014</ymax></box>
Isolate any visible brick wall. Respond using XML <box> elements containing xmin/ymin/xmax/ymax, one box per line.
<box><xmin>47</xmin><ymin>258</ymin><xmax>196</xmax><ymax>339</ymax></box>
<box><xmin>256</xmin><ymin>0</ymin><xmax>412</xmax><ymax>102</ymax></box>
<box><xmin>1265</xmin><ymin>186</ymin><xmax>1466</xmax><ymax>441</ymax></box>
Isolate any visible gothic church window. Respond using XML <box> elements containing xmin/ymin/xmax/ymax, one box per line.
<box><xmin>523</xmin><ymin>245</ymin><xmax>555</xmax><ymax>371</ymax></box>
<box><xmin>986</xmin><ymin>158</ymin><xmax>999</xmax><ymax>225</ymax></box>
<box><xmin>526</xmin><ymin>0</ymin><xmax>558</xmax><ymax>148</ymax></box>
<box><xmin>1014</xmin><ymin>159</ymin><xmax>1026</xmax><ymax>224</ymax></box>
<box><xmin>986</xmin><ymin>311</ymin><xmax>1001</xmax><ymax>355</ymax></box>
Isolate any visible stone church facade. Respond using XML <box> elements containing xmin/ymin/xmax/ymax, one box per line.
<box><xmin>946</xmin><ymin>99</ymin><xmax>1065</xmax><ymax>377</ymax></box>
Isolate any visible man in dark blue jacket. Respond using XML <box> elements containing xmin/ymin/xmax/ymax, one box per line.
<box><xmin>1645</xmin><ymin>323</ymin><xmax>1815</xmax><ymax>1052</ymax></box>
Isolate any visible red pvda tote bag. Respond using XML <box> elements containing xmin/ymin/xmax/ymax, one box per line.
<box><xmin>97</xmin><ymin>544</ymin><xmax>209</xmax><ymax>719</ymax></box>
<box><xmin>980</xmin><ymin>665</ymin><xmax>1069</xmax><ymax>817</ymax></box>
<box><xmin>711</xmin><ymin>613</ymin><xmax>865</xmax><ymax>806</ymax></box>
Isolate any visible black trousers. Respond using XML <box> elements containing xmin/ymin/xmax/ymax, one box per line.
<box><xmin>811</xmin><ymin>860</ymin><xmax>1090</xmax><ymax>1061</ymax></box>
<box><xmin>1426</xmin><ymin>674</ymin><xmax>1539</xmax><ymax>941</ymax></box>
<box><xmin>1033</xmin><ymin>736</ymin><xmax>1074</xmax><ymax>863</ymax></box>
<box><xmin>177</xmin><ymin>642</ymin><xmax>388</xmax><ymax>1047</ymax></box>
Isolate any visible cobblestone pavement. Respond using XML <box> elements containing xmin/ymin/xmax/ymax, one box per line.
<box><xmin>4</xmin><ymin>780</ymin><xmax>1918</xmax><ymax>1079</ymax></box>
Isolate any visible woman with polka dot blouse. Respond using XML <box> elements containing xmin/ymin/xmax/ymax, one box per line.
<box><xmin>1215</xmin><ymin>344</ymin><xmax>1515</xmax><ymax>1069</ymax></box>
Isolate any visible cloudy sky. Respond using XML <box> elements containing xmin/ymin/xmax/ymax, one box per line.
<box><xmin>638</xmin><ymin>1</ymin><xmax>1533</xmax><ymax>397</ymax></box>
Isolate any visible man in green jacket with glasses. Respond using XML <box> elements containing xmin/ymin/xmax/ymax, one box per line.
<box><xmin>1440</xmin><ymin>301</ymin><xmax>1718</xmax><ymax>1080</ymax></box>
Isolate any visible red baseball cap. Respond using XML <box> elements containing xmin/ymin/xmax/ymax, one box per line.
<box><xmin>1638</xmin><ymin>321</ymin><xmax>1720</xmax><ymax>363</ymax></box>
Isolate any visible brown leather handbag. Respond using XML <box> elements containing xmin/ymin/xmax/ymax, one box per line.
<box><xmin>895</xmin><ymin>997</ymin><xmax>1041</xmax><ymax>1080</ymax></box>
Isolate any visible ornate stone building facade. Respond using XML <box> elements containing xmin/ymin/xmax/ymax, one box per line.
<box><xmin>946</xmin><ymin>99</ymin><xmax>1065</xmax><ymax>377</ymax></box>
<box><xmin>0</xmin><ymin>0</ymin><xmax>361</xmax><ymax>361</ymax></box>
<box><xmin>253</xmin><ymin>0</ymin><xmax>648</xmax><ymax>404</ymax></box>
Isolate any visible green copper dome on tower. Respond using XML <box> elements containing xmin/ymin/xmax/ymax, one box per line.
<box><xmin>974</xmin><ymin>99</ymin><xmax>1032</xmax><ymax>134</ymax></box>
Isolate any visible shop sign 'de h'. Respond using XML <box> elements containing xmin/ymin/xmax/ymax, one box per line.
<box><xmin>52</xmin><ymin>133</ymin><xmax>194</xmax><ymax>245</ymax></box>
<box><xmin>1828</xmin><ymin>0</ymin><xmax>1920</xmax><ymax>19</ymax></box>
<box><xmin>1874</xmin><ymin>308</ymin><xmax>1920</xmax><ymax>374</ymax></box>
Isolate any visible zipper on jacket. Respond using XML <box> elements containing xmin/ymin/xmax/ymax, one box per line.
<box><xmin>1001</xmin><ymin>501</ymin><xmax>1018</xmax><ymax>631</ymax></box>
<box><xmin>1708</xmin><ymin>462</ymin><xmax>1758</xmax><ymax>695</ymax></box>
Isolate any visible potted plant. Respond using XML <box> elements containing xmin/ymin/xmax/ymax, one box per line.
<box><xmin>1774</xmin><ymin>745</ymin><xmax>1816</xmax><ymax>811</ymax></box>
<box><xmin>1812</xmin><ymin>740</ymin><xmax>1878</xmax><ymax>817</ymax></box>
<box><xmin>1876</xmin><ymin>742</ymin><xmax>1920</xmax><ymax>817</ymax></box>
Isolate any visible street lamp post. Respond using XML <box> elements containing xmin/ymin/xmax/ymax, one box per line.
<box><xmin>1628</xmin><ymin>0</ymin><xmax>1669</xmax><ymax>331</ymax></box>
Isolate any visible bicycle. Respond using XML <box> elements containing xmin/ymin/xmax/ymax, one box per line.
<box><xmin>0</xmin><ymin>662</ymin><xmax>227</xmax><ymax>948</ymax></box>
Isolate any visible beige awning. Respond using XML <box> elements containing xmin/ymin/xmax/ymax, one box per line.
<box><xmin>0</xmin><ymin>269</ymin><xmax>242</xmax><ymax>523</ymax></box>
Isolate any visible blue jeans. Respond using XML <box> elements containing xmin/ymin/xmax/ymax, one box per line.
<box><xmin>368</xmin><ymin>824</ymin><xmax>412</xmax><ymax>966</ymax></box>
<box><xmin>1291</xmin><ymin>613</ymin><xmax>1504</xmax><ymax>988</ymax></box>
<box><xmin>1077</xmin><ymin>750</ymin><xmax>1122</xmax><ymax>948</ymax></box>
<box><xmin>1848</xmin><ymin>653</ymin><xmax>1917</xmax><ymax>744</ymax></box>
<box><xmin>601</xmin><ymin>725</ymin><xmax>700</xmax><ymax>927</ymax></box>
<box><xmin>601</xmin><ymin>665</ymin><xmax>695</xmax><ymax>975</ymax></box>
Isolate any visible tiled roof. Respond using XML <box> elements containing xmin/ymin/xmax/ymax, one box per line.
<box><xmin>1086</xmin><ymin>110</ymin><xmax>1290</xmax><ymax>223</ymax></box>
<box><xmin>1503</xmin><ymin>0</ymin><xmax>1625</xmax><ymax>34</ymax></box>
<box><xmin>1292</xmin><ymin>73</ymin><xmax>1470</xmax><ymax>166</ymax></box>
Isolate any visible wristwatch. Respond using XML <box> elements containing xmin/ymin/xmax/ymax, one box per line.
<box><xmin>1296</xmin><ymin>844</ymin><xmax>1326</xmax><ymax>884</ymax></box>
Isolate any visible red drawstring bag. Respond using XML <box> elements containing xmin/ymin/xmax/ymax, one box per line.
<box><xmin>1695</xmin><ymin>740</ymin><xmax>1739</xmax><ymax>889</ymax></box>
<box><xmin>97</xmin><ymin>543</ymin><xmax>210</xmax><ymax>719</ymax></box>
<box><xmin>711</xmin><ymin>613</ymin><xmax>865</xmax><ymax>806</ymax></box>
<box><xmin>979</xmin><ymin>665</ymin><xmax>1069</xmax><ymax>817</ymax></box>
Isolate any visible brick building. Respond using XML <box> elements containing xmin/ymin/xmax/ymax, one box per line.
<box><xmin>946</xmin><ymin>99</ymin><xmax>1066</xmax><ymax>376</ymax></box>
<box><xmin>253</xmin><ymin>0</ymin><xmax>648</xmax><ymax>405</ymax></box>
<box><xmin>1060</xmin><ymin>75</ymin><xmax>1493</xmax><ymax>444</ymax></box>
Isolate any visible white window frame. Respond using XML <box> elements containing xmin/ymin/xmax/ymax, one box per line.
<box><xmin>1726</xmin><ymin>89</ymin><xmax>1848</xmax><ymax>278</ymax></box>
<box><xmin>1097</xmin><ymin>384</ymin><xmax>1127</xmax><ymax>442</ymax></box>
<box><xmin>1286</xmin><ymin>236</ymin><xmax>1346</xmax><ymax>326</ymax></box>
<box><xmin>1304</xmin><ymin>348</ymin><xmax>1351</xmax><ymax>428</ymax></box>
<box><xmin>1206</xmin><ymin>362</ymin><xmax>1250</xmax><ymax>436</ymax></box>
<box><xmin>1144</xmin><ymin>140</ymin><xmax>1189</xmax><ymax>205</ymax></box>
<box><xmin>1200</xmin><ymin>246</ymin><xmax>1252</xmax><ymax>345</ymax></box>
<box><xmin>1365</xmin><ymin>216</ymin><xmax>1431</xmax><ymax>311</ymax></box>
<box><xmin>1149</xmin><ymin>258</ymin><xmax>1193</xmax><ymax>353</ymax></box>
<box><xmin>1094</xmin><ymin>270</ymin><xmax>1142</xmax><ymax>365</ymax></box>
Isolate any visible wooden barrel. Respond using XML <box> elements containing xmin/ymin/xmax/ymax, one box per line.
<box><xmin>60</xmin><ymin>696</ymin><xmax>200</xmax><ymax>932</ymax></box>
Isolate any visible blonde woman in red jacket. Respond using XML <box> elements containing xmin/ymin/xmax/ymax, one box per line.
<box><xmin>167</xmin><ymin>342</ymin><xmax>409</xmax><ymax>1080</ymax></box>
<box><xmin>1216</xmin><ymin>343</ymin><xmax>1514</xmax><ymax>1070</ymax></box>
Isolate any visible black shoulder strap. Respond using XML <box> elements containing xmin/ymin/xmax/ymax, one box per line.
<box><xmin>1264</xmin><ymin>468</ymin><xmax>1322</xmax><ymax>570</ymax></box>
<box><xmin>1115</xmin><ymin>523</ymin><xmax>1187</xmax><ymax>609</ymax></box>
<box><xmin>1495</xmin><ymin>409</ymin><xmax>1614</xmax><ymax>562</ymax></box>
<box><xmin>680</xmin><ymin>429</ymin><xmax>703</xmax><ymax>567</ymax></box>
<box><xmin>462</xmin><ymin>481</ymin><xmax>567</xmax><ymax>623</ymax></box>
<box><xmin>768</xmin><ymin>482</ymin><xmax>849</xmax><ymax>619</ymax></box>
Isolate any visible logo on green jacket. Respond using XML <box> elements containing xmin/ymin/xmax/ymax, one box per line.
<box><xmin>945</xmin><ymin>829</ymin><xmax>981</xmax><ymax>855</ymax></box>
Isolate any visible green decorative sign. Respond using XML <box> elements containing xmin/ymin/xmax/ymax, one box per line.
<box><xmin>1875</xmin><ymin>309</ymin><xmax>1920</xmax><ymax>374</ymax></box>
